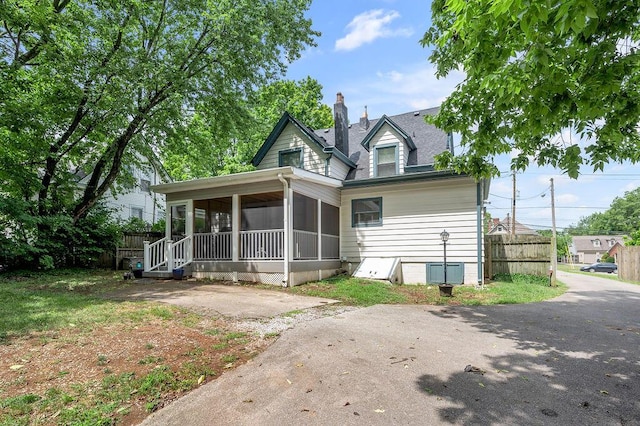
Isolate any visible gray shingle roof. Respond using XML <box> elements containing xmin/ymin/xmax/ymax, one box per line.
<box><xmin>571</xmin><ymin>235</ymin><xmax>625</xmax><ymax>254</ymax></box>
<box><xmin>487</xmin><ymin>217</ymin><xmax>538</xmax><ymax>235</ymax></box>
<box><xmin>314</xmin><ymin>107</ymin><xmax>448</xmax><ymax>181</ymax></box>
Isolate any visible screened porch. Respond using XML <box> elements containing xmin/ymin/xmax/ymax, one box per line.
<box><xmin>189</xmin><ymin>192</ymin><xmax>340</xmax><ymax>261</ymax></box>
<box><xmin>144</xmin><ymin>190</ymin><xmax>340</xmax><ymax>273</ymax></box>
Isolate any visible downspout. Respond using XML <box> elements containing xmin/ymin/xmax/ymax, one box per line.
<box><xmin>476</xmin><ymin>181</ymin><xmax>484</xmax><ymax>288</ymax></box>
<box><xmin>278</xmin><ymin>173</ymin><xmax>290</xmax><ymax>287</ymax></box>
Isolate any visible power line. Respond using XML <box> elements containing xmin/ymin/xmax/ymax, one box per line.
<box><xmin>489</xmin><ymin>205</ymin><xmax>611</xmax><ymax>210</ymax></box>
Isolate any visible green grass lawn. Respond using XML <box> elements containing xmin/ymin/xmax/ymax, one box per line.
<box><xmin>285</xmin><ymin>273</ymin><xmax>566</xmax><ymax>306</ymax></box>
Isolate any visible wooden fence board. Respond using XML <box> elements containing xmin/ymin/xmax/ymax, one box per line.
<box><xmin>618</xmin><ymin>246</ymin><xmax>640</xmax><ymax>282</ymax></box>
<box><xmin>485</xmin><ymin>234</ymin><xmax>551</xmax><ymax>278</ymax></box>
<box><xmin>116</xmin><ymin>232</ymin><xmax>164</xmax><ymax>269</ymax></box>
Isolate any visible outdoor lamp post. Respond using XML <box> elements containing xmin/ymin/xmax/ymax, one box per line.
<box><xmin>440</xmin><ymin>229</ymin><xmax>449</xmax><ymax>285</ymax></box>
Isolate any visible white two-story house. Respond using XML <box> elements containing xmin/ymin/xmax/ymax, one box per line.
<box><xmin>144</xmin><ymin>93</ymin><xmax>489</xmax><ymax>286</ymax></box>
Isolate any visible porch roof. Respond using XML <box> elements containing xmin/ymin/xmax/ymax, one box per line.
<box><xmin>151</xmin><ymin>167</ymin><xmax>343</xmax><ymax>195</ymax></box>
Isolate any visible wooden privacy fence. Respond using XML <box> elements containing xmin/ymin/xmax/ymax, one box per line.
<box><xmin>485</xmin><ymin>234</ymin><xmax>551</xmax><ymax>278</ymax></box>
<box><xmin>618</xmin><ymin>246</ymin><xmax>640</xmax><ymax>282</ymax></box>
<box><xmin>116</xmin><ymin>232</ymin><xmax>164</xmax><ymax>269</ymax></box>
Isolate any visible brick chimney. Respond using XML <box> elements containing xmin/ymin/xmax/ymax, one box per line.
<box><xmin>334</xmin><ymin>92</ymin><xmax>349</xmax><ymax>157</ymax></box>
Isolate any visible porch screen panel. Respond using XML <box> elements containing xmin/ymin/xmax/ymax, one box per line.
<box><xmin>240</xmin><ymin>193</ymin><xmax>284</xmax><ymax>260</ymax></box>
<box><xmin>193</xmin><ymin>198</ymin><xmax>232</xmax><ymax>260</ymax></box>
<box><xmin>321</xmin><ymin>202</ymin><xmax>340</xmax><ymax>259</ymax></box>
<box><xmin>241</xmin><ymin>193</ymin><xmax>283</xmax><ymax>231</ymax></box>
<box><xmin>293</xmin><ymin>193</ymin><xmax>318</xmax><ymax>259</ymax></box>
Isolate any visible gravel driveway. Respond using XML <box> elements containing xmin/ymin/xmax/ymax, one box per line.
<box><xmin>142</xmin><ymin>271</ymin><xmax>640</xmax><ymax>425</ymax></box>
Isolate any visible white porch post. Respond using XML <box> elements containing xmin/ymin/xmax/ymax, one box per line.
<box><xmin>143</xmin><ymin>241</ymin><xmax>150</xmax><ymax>272</ymax></box>
<box><xmin>232</xmin><ymin>194</ymin><xmax>240</xmax><ymax>262</ymax></box>
<box><xmin>317</xmin><ymin>198</ymin><xmax>322</xmax><ymax>261</ymax></box>
<box><xmin>278</xmin><ymin>174</ymin><xmax>290</xmax><ymax>287</ymax></box>
<box><xmin>167</xmin><ymin>240</ymin><xmax>174</xmax><ymax>271</ymax></box>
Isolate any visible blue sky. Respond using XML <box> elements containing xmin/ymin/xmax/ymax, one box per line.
<box><xmin>284</xmin><ymin>0</ymin><xmax>640</xmax><ymax>233</ymax></box>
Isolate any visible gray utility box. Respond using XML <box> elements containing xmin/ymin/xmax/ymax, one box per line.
<box><xmin>426</xmin><ymin>262</ymin><xmax>464</xmax><ymax>285</ymax></box>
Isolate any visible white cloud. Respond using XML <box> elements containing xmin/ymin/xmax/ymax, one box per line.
<box><xmin>335</xmin><ymin>10</ymin><xmax>413</xmax><ymax>51</ymax></box>
<box><xmin>556</xmin><ymin>193</ymin><xmax>579</xmax><ymax>204</ymax></box>
<box><xmin>622</xmin><ymin>181</ymin><xmax>640</xmax><ymax>192</ymax></box>
<box><xmin>358</xmin><ymin>63</ymin><xmax>465</xmax><ymax>113</ymax></box>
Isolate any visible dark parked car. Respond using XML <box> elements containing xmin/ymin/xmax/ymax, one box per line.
<box><xmin>580</xmin><ymin>262</ymin><xmax>618</xmax><ymax>273</ymax></box>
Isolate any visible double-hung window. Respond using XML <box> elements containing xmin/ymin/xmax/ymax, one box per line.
<box><xmin>279</xmin><ymin>147</ymin><xmax>303</xmax><ymax>168</ymax></box>
<box><xmin>374</xmin><ymin>144</ymin><xmax>398</xmax><ymax>177</ymax></box>
<box><xmin>130</xmin><ymin>206</ymin><xmax>144</xmax><ymax>220</ymax></box>
<box><xmin>139</xmin><ymin>179</ymin><xmax>151</xmax><ymax>193</ymax></box>
<box><xmin>352</xmin><ymin>197</ymin><xmax>382</xmax><ymax>227</ymax></box>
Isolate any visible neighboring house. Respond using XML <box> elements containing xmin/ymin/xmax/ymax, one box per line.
<box><xmin>144</xmin><ymin>93</ymin><xmax>490</xmax><ymax>286</ymax></box>
<box><xmin>571</xmin><ymin>235</ymin><xmax>625</xmax><ymax>264</ymax></box>
<box><xmin>77</xmin><ymin>153</ymin><xmax>171</xmax><ymax>225</ymax></box>
<box><xmin>487</xmin><ymin>216</ymin><xmax>538</xmax><ymax>235</ymax></box>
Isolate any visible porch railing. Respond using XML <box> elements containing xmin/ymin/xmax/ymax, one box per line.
<box><xmin>144</xmin><ymin>236</ymin><xmax>193</xmax><ymax>272</ymax></box>
<box><xmin>144</xmin><ymin>237</ymin><xmax>168</xmax><ymax>272</ymax></box>
<box><xmin>321</xmin><ymin>233</ymin><xmax>340</xmax><ymax>259</ymax></box>
<box><xmin>146</xmin><ymin>229</ymin><xmax>339</xmax><ymax>268</ymax></box>
<box><xmin>194</xmin><ymin>232</ymin><xmax>232</xmax><ymax>260</ymax></box>
<box><xmin>293</xmin><ymin>229</ymin><xmax>318</xmax><ymax>260</ymax></box>
<box><xmin>172</xmin><ymin>235</ymin><xmax>193</xmax><ymax>269</ymax></box>
<box><xmin>240</xmin><ymin>229</ymin><xmax>284</xmax><ymax>260</ymax></box>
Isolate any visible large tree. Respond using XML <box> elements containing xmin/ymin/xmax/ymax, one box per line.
<box><xmin>422</xmin><ymin>0</ymin><xmax>640</xmax><ymax>178</ymax></box>
<box><xmin>567</xmin><ymin>186</ymin><xmax>640</xmax><ymax>235</ymax></box>
<box><xmin>0</xmin><ymin>0</ymin><xmax>316</xmax><ymax>267</ymax></box>
<box><xmin>163</xmin><ymin>76</ymin><xmax>334</xmax><ymax>180</ymax></box>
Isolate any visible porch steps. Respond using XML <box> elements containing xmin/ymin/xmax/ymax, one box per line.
<box><xmin>142</xmin><ymin>265</ymin><xmax>193</xmax><ymax>280</ymax></box>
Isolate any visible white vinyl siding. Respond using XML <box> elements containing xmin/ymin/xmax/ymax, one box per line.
<box><xmin>98</xmin><ymin>162</ymin><xmax>166</xmax><ymax>224</ymax></box>
<box><xmin>367</xmin><ymin>124</ymin><xmax>407</xmax><ymax>177</ymax></box>
<box><xmin>256</xmin><ymin>124</ymin><xmax>327</xmax><ymax>174</ymax></box>
<box><xmin>341</xmin><ymin>177</ymin><xmax>480</xmax><ymax>283</ymax></box>
<box><xmin>291</xmin><ymin>180</ymin><xmax>341</xmax><ymax>207</ymax></box>
<box><xmin>328</xmin><ymin>157</ymin><xmax>351</xmax><ymax>180</ymax></box>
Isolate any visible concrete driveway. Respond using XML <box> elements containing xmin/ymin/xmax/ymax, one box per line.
<box><xmin>104</xmin><ymin>280</ymin><xmax>338</xmax><ymax>318</ymax></box>
<box><xmin>142</xmin><ymin>272</ymin><xmax>640</xmax><ymax>425</ymax></box>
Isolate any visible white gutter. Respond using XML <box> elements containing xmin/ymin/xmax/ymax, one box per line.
<box><xmin>278</xmin><ymin>173</ymin><xmax>290</xmax><ymax>287</ymax></box>
<box><xmin>151</xmin><ymin>166</ymin><xmax>343</xmax><ymax>195</ymax></box>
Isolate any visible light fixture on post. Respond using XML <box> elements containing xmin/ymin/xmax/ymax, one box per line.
<box><xmin>440</xmin><ymin>229</ymin><xmax>450</xmax><ymax>292</ymax></box>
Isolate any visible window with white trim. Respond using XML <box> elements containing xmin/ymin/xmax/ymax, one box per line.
<box><xmin>130</xmin><ymin>206</ymin><xmax>144</xmax><ymax>220</ymax></box>
<box><xmin>139</xmin><ymin>178</ymin><xmax>151</xmax><ymax>193</ymax></box>
<box><xmin>352</xmin><ymin>197</ymin><xmax>382</xmax><ymax>227</ymax></box>
<box><xmin>374</xmin><ymin>145</ymin><xmax>398</xmax><ymax>177</ymax></box>
<box><xmin>592</xmin><ymin>239</ymin><xmax>601</xmax><ymax>247</ymax></box>
<box><xmin>279</xmin><ymin>147</ymin><xmax>303</xmax><ymax>168</ymax></box>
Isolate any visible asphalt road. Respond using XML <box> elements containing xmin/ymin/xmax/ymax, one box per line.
<box><xmin>142</xmin><ymin>271</ymin><xmax>640</xmax><ymax>425</ymax></box>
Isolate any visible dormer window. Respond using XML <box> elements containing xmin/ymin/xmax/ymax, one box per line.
<box><xmin>592</xmin><ymin>239</ymin><xmax>601</xmax><ymax>247</ymax></box>
<box><xmin>608</xmin><ymin>239</ymin><xmax>615</xmax><ymax>247</ymax></box>
<box><xmin>374</xmin><ymin>144</ymin><xmax>398</xmax><ymax>177</ymax></box>
<box><xmin>279</xmin><ymin>147</ymin><xmax>303</xmax><ymax>168</ymax></box>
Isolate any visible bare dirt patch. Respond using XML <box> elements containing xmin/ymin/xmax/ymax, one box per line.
<box><xmin>0</xmin><ymin>308</ymin><xmax>274</xmax><ymax>425</ymax></box>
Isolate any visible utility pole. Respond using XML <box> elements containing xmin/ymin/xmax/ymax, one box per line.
<box><xmin>550</xmin><ymin>178</ymin><xmax>557</xmax><ymax>286</ymax></box>
<box><xmin>511</xmin><ymin>173</ymin><xmax>516</xmax><ymax>235</ymax></box>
